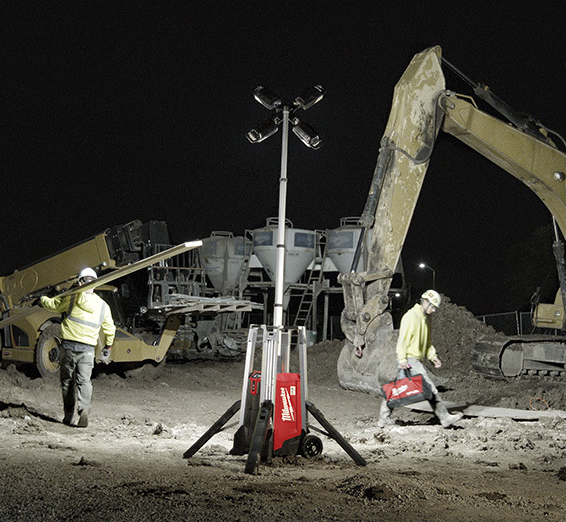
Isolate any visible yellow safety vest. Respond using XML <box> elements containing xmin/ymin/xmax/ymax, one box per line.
<box><xmin>40</xmin><ymin>292</ymin><xmax>116</xmax><ymax>347</ymax></box>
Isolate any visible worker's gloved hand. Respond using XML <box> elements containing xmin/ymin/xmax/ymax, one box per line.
<box><xmin>99</xmin><ymin>346</ymin><xmax>112</xmax><ymax>364</ymax></box>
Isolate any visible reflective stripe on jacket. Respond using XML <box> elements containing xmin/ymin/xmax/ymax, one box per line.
<box><xmin>395</xmin><ymin>302</ymin><xmax>437</xmax><ymax>365</ymax></box>
<box><xmin>40</xmin><ymin>292</ymin><xmax>116</xmax><ymax>347</ymax></box>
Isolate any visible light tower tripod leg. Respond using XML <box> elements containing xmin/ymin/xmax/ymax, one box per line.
<box><xmin>245</xmin><ymin>400</ymin><xmax>273</xmax><ymax>475</ymax></box>
<box><xmin>306</xmin><ymin>401</ymin><xmax>367</xmax><ymax>466</ymax></box>
<box><xmin>183</xmin><ymin>400</ymin><xmax>241</xmax><ymax>459</ymax></box>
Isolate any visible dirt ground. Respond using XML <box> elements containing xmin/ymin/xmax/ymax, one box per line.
<box><xmin>2</xmin><ymin>299</ymin><xmax>566</xmax><ymax>522</ymax></box>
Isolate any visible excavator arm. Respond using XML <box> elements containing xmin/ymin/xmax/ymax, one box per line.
<box><xmin>338</xmin><ymin>46</ymin><xmax>446</xmax><ymax>392</ymax></box>
<box><xmin>338</xmin><ymin>46</ymin><xmax>566</xmax><ymax>393</ymax></box>
<box><xmin>439</xmin><ymin>88</ymin><xmax>566</xmax><ymax>378</ymax></box>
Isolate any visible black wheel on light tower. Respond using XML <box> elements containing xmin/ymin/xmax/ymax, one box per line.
<box><xmin>36</xmin><ymin>323</ymin><xmax>62</xmax><ymax>378</ymax></box>
<box><xmin>299</xmin><ymin>434</ymin><xmax>323</xmax><ymax>459</ymax></box>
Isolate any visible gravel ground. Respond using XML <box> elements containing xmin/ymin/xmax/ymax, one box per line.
<box><xmin>1</xmin><ymin>299</ymin><xmax>566</xmax><ymax>521</ymax></box>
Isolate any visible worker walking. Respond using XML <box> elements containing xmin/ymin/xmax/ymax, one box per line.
<box><xmin>378</xmin><ymin>289</ymin><xmax>463</xmax><ymax>428</ymax></box>
<box><xmin>39</xmin><ymin>267</ymin><xmax>115</xmax><ymax>428</ymax></box>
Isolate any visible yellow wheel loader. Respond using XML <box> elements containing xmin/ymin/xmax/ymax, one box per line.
<box><xmin>0</xmin><ymin>220</ymin><xmax>200</xmax><ymax>377</ymax></box>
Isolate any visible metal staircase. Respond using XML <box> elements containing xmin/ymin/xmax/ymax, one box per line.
<box><xmin>292</xmin><ymin>231</ymin><xmax>326</xmax><ymax>329</ymax></box>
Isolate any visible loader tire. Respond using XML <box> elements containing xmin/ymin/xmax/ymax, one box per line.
<box><xmin>36</xmin><ymin>323</ymin><xmax>62</xmax><ymax>378</ymax></box>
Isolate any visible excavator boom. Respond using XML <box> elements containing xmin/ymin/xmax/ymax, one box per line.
<box><xmin>338</xmin><ymin>46</ymin><xmax>445</xmax><ymax>392</ymax></box>
<box><xmin>440</xmin><ymin>94</ymin><xmax>566</xmax><ymax>231</ymax></box>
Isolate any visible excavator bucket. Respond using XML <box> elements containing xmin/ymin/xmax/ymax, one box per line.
<box><xmin>337</xmin><ymin>319</ymin><xmax>399</xmax><ymax>396</ymax></box>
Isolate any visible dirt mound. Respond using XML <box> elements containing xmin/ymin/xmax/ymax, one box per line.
<box><xmin>425</xmin><ymin>296</ymin><xmax>566</xmax><ymax>410</ymax></box>
<box><xmin>430</xmin><ymin>295</ymin><xmax>497</xmax><ymax>375</ymax></box>
<box><xmin>303</xmin><ymin>340</ymin><xmax>343</xmax><ymax>385</ymax></box>
<box><xmin>307</xmin><ymin>297</ymin><xmax>496</xmax><ymax>385</ymax></box>
<box><xmin>309</xmin><ymin>296</ymin><xmax>566</xmax><ymax>411</ymax></box>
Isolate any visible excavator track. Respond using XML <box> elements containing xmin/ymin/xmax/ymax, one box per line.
<box><xmin>472</xmin><ymin>335</ymin><xmax>566</xmax><ymax>379</ymax></box>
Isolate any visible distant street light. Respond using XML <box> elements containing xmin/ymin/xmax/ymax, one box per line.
<box><xmin>247</xmin><ymin>84</ymin><xmax>325</xmax><ymax>327</ymax></box>
<box><xmin>419</xmin><ymin>262</ymin><xmax>436</xmax><ymax>289</ymax></box>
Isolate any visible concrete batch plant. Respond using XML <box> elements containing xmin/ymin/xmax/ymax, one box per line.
<box><xmin>195</xmin><ymin>216</ymin><xmax>408</xmax><ymax>347</ymax></box>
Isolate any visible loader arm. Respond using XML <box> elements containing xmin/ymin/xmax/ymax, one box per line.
<box><xmin>0</xmin><ymin>240</ymin><xmax>203</xmax><ymax>377</ymax></box>
<box><xmin>0</xmin><ymin>241</ymin><xmax>203</xmax><ymax>330</ymax></box>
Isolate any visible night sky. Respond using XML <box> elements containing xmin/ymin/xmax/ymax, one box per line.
<box><xmin>3</xmin><ymin>2</ymin><xmax>566</xmax><ymax>315</ymax></box>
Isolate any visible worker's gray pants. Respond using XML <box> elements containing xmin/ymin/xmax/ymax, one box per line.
<box><xmin>60</xmin><ymin>345</ymin><xmax>95</xmax><ymax>417</ymax></box>
<box><xmin>406</xmin><ymin>357</ymin><xmax>438</xmax><ymax>395</ymax></box>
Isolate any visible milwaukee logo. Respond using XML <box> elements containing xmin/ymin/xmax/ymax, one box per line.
<box><xmin>280</xmin><ymin>387</ymin><xmax>295</xmax><ymax>422</ymax></box>
<box><xmin>392</xmin><ymin>384</ymin><xmax>408</xmax><ymax>397</ymax></box>
<box><xmin>391</xmin><ymin>384</ymin><xmax>420</xmax><ymax>397</ymax></box>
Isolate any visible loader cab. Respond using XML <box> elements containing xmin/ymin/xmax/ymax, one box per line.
<box><xmin>95</xmin><ymin>285</ymin><xmax>126</xmax><ymax>328</ymax></box>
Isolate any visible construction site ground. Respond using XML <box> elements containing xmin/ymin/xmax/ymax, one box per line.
<box><xmin>2</xmin><ymin>299</ymin><xmax>566</xmax><ymax>522</ymax></box>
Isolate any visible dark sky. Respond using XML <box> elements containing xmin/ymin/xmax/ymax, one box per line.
<box><xmin>2</xmin><ymin>2</ymin><xmax>565</xmax><ymax>315</ymax></box>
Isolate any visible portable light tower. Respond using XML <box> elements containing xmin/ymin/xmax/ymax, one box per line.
<box><xmin>242</xmin><ymin>85</ymin><xmax>325</xmax><ymax>472</ymax></box>
<box><xmin>183</xmin><ymin>86</ymin><xmax>366</xmax><ymax>473</ymax></box>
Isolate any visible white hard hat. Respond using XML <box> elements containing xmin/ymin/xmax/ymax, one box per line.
<box><xmin>421</xmin><ymin>289</ymin><xmax>441</xmax><ymax>308</ymax></box>
<box><xmin>78</xmin><ymin>267</ymin><xmax>98</xmax><ymax>281</ymax></box>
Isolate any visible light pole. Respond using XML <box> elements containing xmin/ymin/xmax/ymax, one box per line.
<box><xmin>247</xmin><ymin>85</ymin><xmax>325</xmax><ymax>327</ymax></box>
<box><xmin>241</xmin><ymin>85</ymin><xmax>326</xmax><ymax>473</ymax></box>
<box><xmin>419</xmin><ymin>262</ymin><xmax>436</xmax><ymax>289</ymax></box>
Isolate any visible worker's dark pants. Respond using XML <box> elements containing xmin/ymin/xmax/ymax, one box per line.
<box><xmin>60</xmin><ymin>342</ymin><xmax>95</xmax><ymax>416</ymax></box>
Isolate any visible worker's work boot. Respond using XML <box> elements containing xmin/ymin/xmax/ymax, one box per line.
<box><xmin>77</xmin><ymin>410</ymin><xmax>89</xmax><ymax>428</ymax></box>
<box><xmin>377</xmin><ymin>399</ymin><xmax>396</xmax><ymax>428</ymax></box>
<box><xmin>431</xmin><ymin>395</ymin><xmax>463</xmax><ymax>428</ymax></box>
<box><xmin>62</xmin><ymin>412</ymin><xmax>74</xmax><ymax>426</ymax></box>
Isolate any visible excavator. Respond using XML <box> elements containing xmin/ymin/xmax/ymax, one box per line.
<box><xmin>337</xmin><ymin>46</ymin><xmax>566</xmax><ymax>394</ymax></box>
